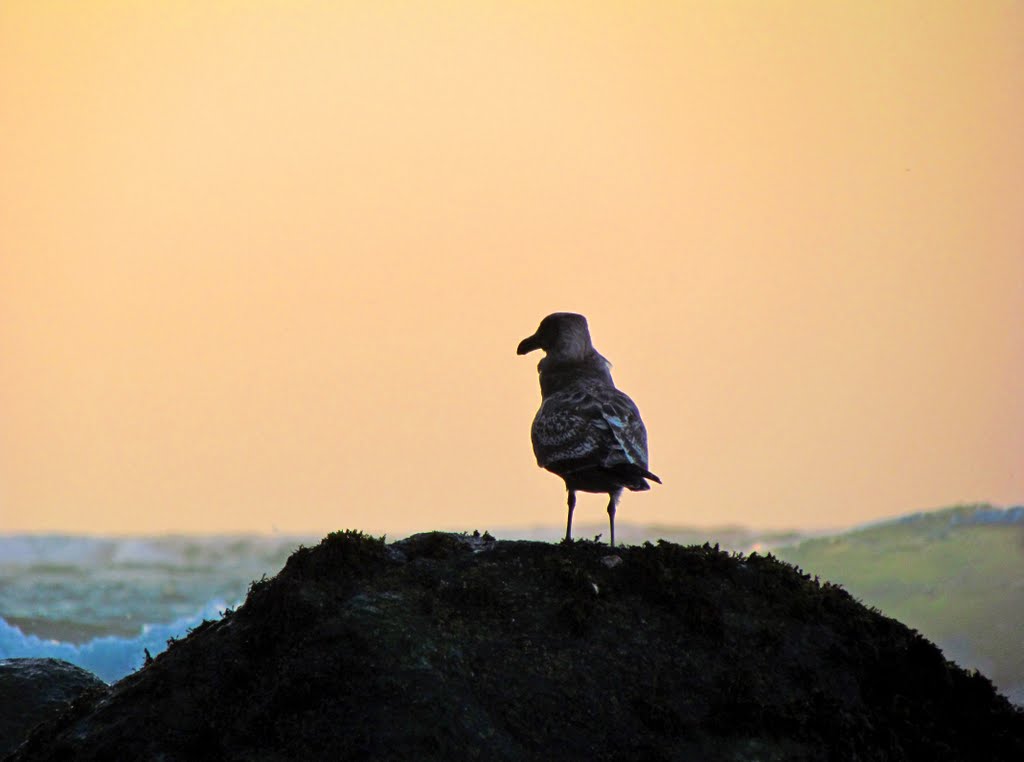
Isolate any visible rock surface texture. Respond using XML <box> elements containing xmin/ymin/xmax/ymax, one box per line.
<box><xmin>10</xmin><ymin>531</ymin><xmax>1024</xmax><ymax>761</ymax></box>
<box><xmin>0</xmin><ymin>657</ymin><xmax>108</xmax><ymax>757</ymax></box>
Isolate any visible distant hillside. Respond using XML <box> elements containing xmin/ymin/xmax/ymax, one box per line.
<box><xmin>774</xmin><ymin>504</ymin><xmax>1024</xmax><ymax>706</ymax></box>
<box><xmin>11</xmin><ymin>531</ymin><xmax>1023</xmax><ymax>761</ymax></box>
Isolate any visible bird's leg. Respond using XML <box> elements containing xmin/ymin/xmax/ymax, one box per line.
<box><xmin>606</xmin><ymin>490</ymin><xmax>622</xmax><ymax>548</ymax></box>
<box><xmin>565</xmin><ymin>489</ymin><xmax>577</xmax><ymax>542</ymax></box>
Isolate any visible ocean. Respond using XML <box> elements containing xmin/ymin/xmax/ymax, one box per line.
<box><xmin>0</xmin><ymin>534</ymin><xmax>314</xmax><ymax>683</ymax></box>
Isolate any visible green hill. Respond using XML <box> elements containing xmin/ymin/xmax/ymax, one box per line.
<box><xmin>774</xmin><ymin>504</ymin><xmax>1024</xmax><ymax>705</ymax></box>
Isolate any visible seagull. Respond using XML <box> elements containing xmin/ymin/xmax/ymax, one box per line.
<box><xmin>517</xmin><ymin>313</ymin><xmax>661</xmax><ymax>547</ymax></box>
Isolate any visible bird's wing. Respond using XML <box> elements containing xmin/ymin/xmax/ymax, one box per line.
<box><xmin>531</xmin><ymin>397</ymin><xmax>602</xmax><ymax>473</ymax></box>
<box><xmin>586</xmin><ymin>387</ymin><xmax>651</xmax><ymax>471</ymax></box>
<box><xmin>531</xmin><ymin>384</ymin><xmax>651</xmax><ymax>476</ymax></box>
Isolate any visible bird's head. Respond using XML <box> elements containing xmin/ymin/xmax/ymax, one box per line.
<box><xmin>517</xmin><ymin>313</ymin><xmax>594</xmax><ymax>362</ymax></box>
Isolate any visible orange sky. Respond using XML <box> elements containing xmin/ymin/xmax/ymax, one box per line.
<box><xmin>2</xmin><ymin>2</ymin><xmax>1022</xmax><ymax>535</ymax></box>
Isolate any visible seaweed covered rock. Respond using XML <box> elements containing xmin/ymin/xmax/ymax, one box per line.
<box><xmin>11</xmin><ymin>531</ymin><xmax>1024</xmax><ymax>761</ymax></box>
<box><xmin>0</xmin><ymin>658</ymin><xmax>107</xmax><ymax>757</ymax></box>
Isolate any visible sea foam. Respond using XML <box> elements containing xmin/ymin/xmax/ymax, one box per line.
<box><xmin>0</xmin><ymin>599</ymin><xmax>235</xmax><ymax>683</ymax></box>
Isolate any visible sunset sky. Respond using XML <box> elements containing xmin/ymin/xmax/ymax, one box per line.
<box><xmin>2</xmin><ymin>2</ymin><xmax>1022</xmax><ymax>536</ymax></box>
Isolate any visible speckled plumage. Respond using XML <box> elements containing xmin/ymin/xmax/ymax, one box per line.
<box><xmin>518</xmin><ymin>313</ymin><xmax>661</xmax><ymax>546</ymax></box>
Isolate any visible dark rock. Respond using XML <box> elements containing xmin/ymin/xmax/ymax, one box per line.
<box><xmin>10</xmin><ymin>531</ymin><xmax>1024</xmax><ymax>761</ymax></box>
<box><xmin>0</xmin><ymin>657</ymin><xmax>107</xmax><ymax>757</ymax></box>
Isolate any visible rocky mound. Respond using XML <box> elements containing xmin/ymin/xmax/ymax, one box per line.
<box><xmin>0</xmin><ymin>659</ymin><xmax>107</xmax><ymax>757</ymax></box>
<box><xmin>9</xmin><ymin>531</ymin><xmax>1024</xmax><ymax>761</ymax></box>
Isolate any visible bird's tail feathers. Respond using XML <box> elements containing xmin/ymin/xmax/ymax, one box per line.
<box><xmin>613</xmin><ymin>464</ymin><xmax>662</xmax><ymax>491</ymax></box>
<box><xmin>641</xmin><ymin>468</ymin><xmax>662</xmax><ymax>485</ymax></box>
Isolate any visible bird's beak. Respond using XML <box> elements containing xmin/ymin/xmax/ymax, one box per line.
<box><xmin>517</xmin><ymin>333</ymin><xmax>541</xmax><ymax>355</ymax></box>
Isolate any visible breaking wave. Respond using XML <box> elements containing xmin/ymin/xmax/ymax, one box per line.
<box><xmin>0</xmin><ymin>599</ymin><xmax>235</xmax><ymax>683</ymax></box>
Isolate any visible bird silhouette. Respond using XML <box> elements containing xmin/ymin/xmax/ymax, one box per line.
<box><xmin>518</xmin><ymin>313</ymin><xmax>661</xmax><ymax>547</ymax></box>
